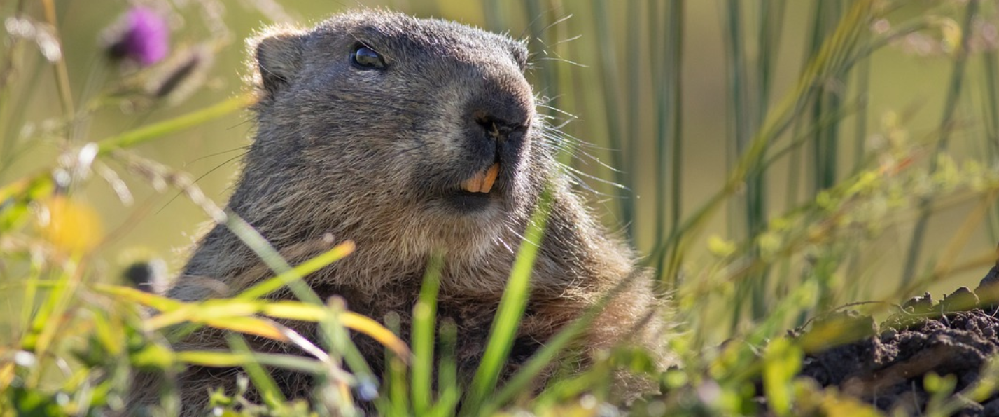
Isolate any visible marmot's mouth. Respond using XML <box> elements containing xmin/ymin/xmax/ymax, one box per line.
<box><xmin>460</xmin><ymin>163</ymin><xmax>500</xmax><ymax>193</ymax></box>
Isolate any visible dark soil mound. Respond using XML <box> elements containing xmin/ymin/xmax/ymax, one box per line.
<box><xmin>789</xmin><ymin>265</ymin><xmax>999</xmax><ymax>416</ymax></box>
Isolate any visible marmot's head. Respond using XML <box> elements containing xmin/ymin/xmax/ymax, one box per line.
<box><xmin>237</xmin><ymin>11</ymin><xmax>553</xmax><ymax>255</ymax></box>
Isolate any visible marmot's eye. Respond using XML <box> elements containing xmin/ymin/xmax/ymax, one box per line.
<box><xmin>351</xmin><ymin>44</ymin><xmax>386</xmax><ymax>70</ymax></box>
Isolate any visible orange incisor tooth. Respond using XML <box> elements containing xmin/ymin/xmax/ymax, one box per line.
<box><xmin>481</xmin><ymin>163</ymin><xmax>499</xmax><ymax>193</ymax></box>
<box><xmin>463</xmin><ymin>171</ymin><xmax>483</xmax><ymax>192</ymax></box>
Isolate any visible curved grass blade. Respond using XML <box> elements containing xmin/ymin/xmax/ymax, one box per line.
<box><xmin>237</xmin><ymin>241</ymin><xmax>356</xmax><ymax>301</ymax></box>
<box><xmin>96</xmin><ymin>93</ymin><xmax>254</xmax><ymax>155</ymax></box>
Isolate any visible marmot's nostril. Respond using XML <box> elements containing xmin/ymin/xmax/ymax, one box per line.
<box><xmin>473</xmin><ymin>111</ymin><xmax>526</xmax><ymax>141</ymax></box>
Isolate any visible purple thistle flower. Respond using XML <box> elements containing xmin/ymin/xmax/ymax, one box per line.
<box><xmin>103</xmin><ymin>7</ymin><xmax>169</xmax><ymax>66</ymax></box>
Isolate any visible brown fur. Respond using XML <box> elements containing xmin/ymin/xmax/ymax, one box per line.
<box><xmin>127</xmin><ymin>10</ymin><xmax>667</xmax><ymax>416</ymax></box>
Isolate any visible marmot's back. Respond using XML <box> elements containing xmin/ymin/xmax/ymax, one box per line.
<box><xmin>131</xmin><ymin>10</ymin><xmax>666</xmax><ymax>416</ymax></box>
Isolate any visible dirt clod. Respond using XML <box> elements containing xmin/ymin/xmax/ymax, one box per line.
<box><xmin>789</xmin><ymin>271</ymin><xmax>999</xmax><ymax>416</ymax></box>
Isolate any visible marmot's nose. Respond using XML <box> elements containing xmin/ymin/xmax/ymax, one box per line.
<box><xmin>466</xmin><ymin>76</ymin><xmax>533</xmax><ymax>144</ymax></box>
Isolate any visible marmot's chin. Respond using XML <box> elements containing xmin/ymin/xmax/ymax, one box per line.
<box><xmin>444</xmin><ymin>191</ymin><xmax>497</xmax><ymax>213</ymax></box>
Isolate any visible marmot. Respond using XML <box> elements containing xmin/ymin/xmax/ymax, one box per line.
<box><xmin>130</xmin><ymin>9</ymin><xmax>665</xmax><ymax>415</ymax></box>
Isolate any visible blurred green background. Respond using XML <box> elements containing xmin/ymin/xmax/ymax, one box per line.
<box><xmin>2</xmin><ymin>0</ymin><xmax>994</xmax><ymax>307</ymax></box>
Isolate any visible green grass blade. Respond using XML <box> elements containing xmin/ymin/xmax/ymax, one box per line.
<box><xmin>983</xmin><ymin>49</ymin><xmax>999</xmax><ymax>241</ymax></box>
<box><xmin>0</xmin><ymin>54</ymin><xmax>45</xmax><ymax>180</ymax></box>
<box><xmin>723</xmin><ymin>0</ymin><xmax>749</xmax><ymax>157</ymax></box>
<box><xmin>221</xmin><ymin>210</ymin><xmax>323</xmax><ymax>305</ymax></box>
<box><xmin>429</xmin><ymin>320</ymin><xmax>459</xmax><ymax>417</ymax></box>
<box><xmin>225</xmin><ymin>333</ymin><xmax>287</xmax><ymax>407</ymax></box>
<box><xmin>722</xmin><ymin>0</ymin><xmax>750</xmax><ymax>254</ymax></box>
<box><xmin>379</xmin><ymin>313</ymin><xmax>410</xmax><ymax>417</ymax></box>
<box><xmin>96</xmin><ymin>93</ymin><xmax>253</xmax><ymax>155</ymax></box>
<box><xmin>654</xmin><ymin>0</ymin><xmax>685</xmax><ymax>287</ymax></box>
<box><xmin>321</xmin><ymin>298</ymin><xmax>375</xmax><ymax>406</ymax></box>
<box><xmin>175</xmin><ymin>350</ymin><xmax>324</xmax><ymax>373</ymax></box>
<box><xmin>590</xmin><ymin>0</ymin><xmax>632</xmax><ymax>241</ymax></box>
<box><xmin>626</xmin><ymin>0</ymin><xmax>642</xmax><ymax>246</ymax></box>
<box><xmin>901</xmin><ymin>0</ymin><xmax>980</xmax><ymax>286</ymax></box>
<box><xmin>757</xmin><ymin>0</ymin><xmax>786</xmax><ymax>127</ymax></box>
<box><xmin>236</xmin><ymin>241</ymin><xmax>356</xmax><ymax>301</ymax></box>
<box><xmin>523</xmin><ymin>0</ymin><xmax>558</xmax><ymax>120</ymax></box>
<box><xmin>411</xmin><ymin>253</ymin><xmax>442</xmax><ymax>415</ymax></box>
<box><xmin>462</xmin><ymin>188</ymin><xmax>554</xmax><ymax>415</ymax></box>
<box><xmin>852</xmin><ymin>50</ymin><xmax>871</xmax><ymax>173</ymax></box>
<box><xmin>481</xmin><ymin>0</ymin><xmax>505</xmax><ymax>33</ymax></box>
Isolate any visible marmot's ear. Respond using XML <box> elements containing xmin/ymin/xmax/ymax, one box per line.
<box><xmin>250</xmin><ymin>28</ymin><xmax>307</xmax><ymax>97</ymax></box>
